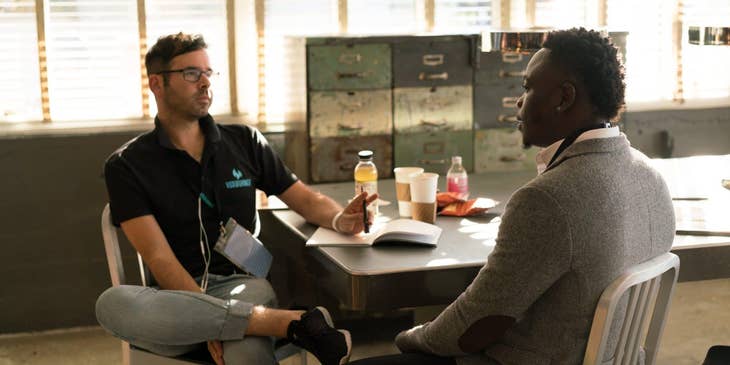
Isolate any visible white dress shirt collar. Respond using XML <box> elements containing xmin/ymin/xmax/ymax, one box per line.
<box><xmin>536</xmin><ymin>126</ymin><xmax>620</xmax><ymax>174</ymax></box>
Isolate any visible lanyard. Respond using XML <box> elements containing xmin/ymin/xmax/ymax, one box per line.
<box><xmin>547</xmin><ymin>122</ymin><xmax>612</xmax><ymax>167</ymax></box>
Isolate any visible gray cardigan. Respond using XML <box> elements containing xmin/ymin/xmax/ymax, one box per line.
<box><xmin>395</xmin><ymin>135</ymin><xmax>675</xmax><ymax>365</ymax></box>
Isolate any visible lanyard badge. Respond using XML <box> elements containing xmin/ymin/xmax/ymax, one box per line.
<box><xmin>214</xmin><ymin>217</ymin><xmax>272</xmax><ymax>278</ymax></box>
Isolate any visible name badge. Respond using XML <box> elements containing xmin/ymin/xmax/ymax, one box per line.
<box><xmin>214</xmin><ymin>217</ymin><xmax>272</xmax><ymax>278</ymax></box>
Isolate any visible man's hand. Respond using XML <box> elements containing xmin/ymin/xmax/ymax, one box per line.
<box><xmin>207</xmin><ymin>340</ymin><xmax>224</xmax><ymax>365</ymax></box>
<box><xmin>334</xmin><ymin>192</ymin><xmax>378</xmax><ymax>234</ymax></box>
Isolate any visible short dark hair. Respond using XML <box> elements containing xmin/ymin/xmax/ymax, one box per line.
<box><xmin>145</xmin><ymin>33</ymin><xmax>207</xmax><ymax>76</ymax></box>
<box><xmin>542</xmin><ymin>28</ymin><xmax>626</xmax><ymax>121</ymax></box>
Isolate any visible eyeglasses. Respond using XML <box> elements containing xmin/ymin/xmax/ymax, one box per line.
<box><xmin>155</xmin><ymin>68</ymin><xmax>218</xmax><ymax>83</ymax></box>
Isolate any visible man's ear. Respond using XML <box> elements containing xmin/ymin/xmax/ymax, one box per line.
<box><xmin>148</xmin><ymin>74</ymin><xmax>162</xmax><ymax>94</ymax></box>
<box><xmin>556</xmin><ymin>81</ymin><xmax>576</xmax><ymax>112</ymax></box>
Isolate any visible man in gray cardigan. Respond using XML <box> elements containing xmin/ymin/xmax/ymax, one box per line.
<box><xmin>349</xmin><ymin>28</ymin><xmax>675</xmax><ymax>365</ymax></box>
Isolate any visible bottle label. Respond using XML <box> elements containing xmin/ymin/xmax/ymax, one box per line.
<box><xmin>447</xmin><ymin>176</ymin><xmax>468</xmax><ymax>194</ymax></box>
<box><xmin>355</xmin><ymin>181</ymin><xmax>378</xmax><ymax>215</ymax></box>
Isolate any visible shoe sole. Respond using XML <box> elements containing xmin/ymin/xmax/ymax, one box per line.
<box><xmin>315</xmin><ymin>306</ymin><xmax>352</xmax><ymax>365</ymax></box>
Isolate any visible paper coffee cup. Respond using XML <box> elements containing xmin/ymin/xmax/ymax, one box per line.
<box><xmin>393</xmin><ymin>167</ymin><xmax>424</xmax><ymax>217</ymax></box>
<box><xmin>410</xmin><ymin>173</ymin><xmax>438</xmax><ymax>224</ymax></box>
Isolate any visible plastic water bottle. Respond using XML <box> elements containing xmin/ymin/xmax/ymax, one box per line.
<box><xmin>446</xmin><ymin>155</ymin><xmax>468</xmax><ymax>199</ymax></box>
<box><xmin>354</xmin><ymin>150</ymin><xmax>378</xmax><ymax>215</ymax></box>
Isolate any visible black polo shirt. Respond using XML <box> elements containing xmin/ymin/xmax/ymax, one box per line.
<box><xmin>104</xmin><ymin>115</ymin><xmax>297</xmax><ymax>278</ymax></box>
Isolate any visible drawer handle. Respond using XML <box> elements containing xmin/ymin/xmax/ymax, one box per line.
<box><xmin>420</xmin><ymin>119</ymin><xmax>450</xmax><ymax>129</ymax></box>
<box><xmin>339</xmin><ymin>163</ymin><xmax>356</xmax><ymax>171</ymax></box>
<box><xmin>502</xmin><ymin>52</ymin><xmax>524</xmax><ymax>64</ymax></box>
<box><xmin>418</xmin><ymin>159</ymin><xmax>448</xmax><ymax>165</ymax></box>
<box><xmin>339</xmin><ymin>101</ymin><xmax>363</xmax><ymax>110</ymax></box>
<box><xmin>499</xmin><ymin>153</ymin><xmax>525</xmax><ymax>162</ymax></box>
<box><xmin>499</xmin><ymin>70</ymin><xmax>525</xmax><ymax>78</ymax></box>
<box><xmin>337</xmin><ymin>72</ymin><xmax>366</xmax><ymax>79</ymax></box>
<box><xmin>502</xmin><ymin>96</ymin><xmax>520</xmax><ymax>108</ymax></box>
<box><xmin>422</xmin><ymin>54</ymin><xmax>445</xmax><ymax>66</ymax></box>
<box><xmin>498</xmin><ymin>114</ymin><xmax>519</xmax><ymax>123</ymax></box>
<box><xmin>338</xmin><ymin>53</ymin><xmax>362</xmax><ymax>64</ymax></box>
<box><xmin>423</xmin><ymin>141</ymin><xmax>445</xmax><ymax>154</ymax></box>
<box><xmin>338</xmin><ymin>123</ymin><xmax>363</xmax><ymax>131</ymax></box>
<box><xmin>419</xmin><ymin>72</ymin><xmax>449</xmax><ymax>80</ymax></box>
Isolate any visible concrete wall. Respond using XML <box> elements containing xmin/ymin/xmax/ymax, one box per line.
<box><xmin>624</xmin><ymin>107</ymin><xmax>730</xmax><ymax>158</ymax></box>
<box><xmin>0</xmin><ymin>106</ymin><xmax>727</xmax><ymax>334</ymax></box>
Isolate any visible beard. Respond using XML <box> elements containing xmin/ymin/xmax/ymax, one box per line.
<box><xmin>163</xmin><ymin>87</ymin><xmax>211</xmax><ymax>120</ymax></box>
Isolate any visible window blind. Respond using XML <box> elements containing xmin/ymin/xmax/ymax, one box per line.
<box><xmin>0</xmin><ymin>0</ymin><xmax>42</xmax><ymax>122</ymax></box>
<box><xmin>263</xmin><ymin>0</ymin><xmax>336</xmax><ymax>124</ymax></box>
<box><xmin>534</xmin><ymin>0</ymin><xmax>590</xmax><ymax>28</ymax></box>
<box><xmin>145</xmin><ymin>0</ymin><xmax>230</xmax><ymax>117</ymax></box>
<box><xmin>682</xmin><ymin>0</ymin><xmax>730</xmax><ymax>100</ymax></box>
<box><xmin>607</xmin><ymin>0</ymin><xmax>677</xmax><ymax>103</ymax></box>
<box><xmin>44</xmin><ymin>0</ymin><xmax>141</xmax><ymax>121</ymax></box>
<box><xmin>348</xmin><ymin>0</ymin><xmax>418</xmax><ymax>35</ymax></box>
<box><xmin>433</xmin><ymin>0</ymin><xmax>492</xmax><ymax>34</ymax></box>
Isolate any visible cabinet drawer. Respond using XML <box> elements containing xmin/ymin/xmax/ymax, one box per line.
<box><xmin>474</xmin><ymin>128</ymin><xmax>538</xmax><ymax>173</ymax></box>
<box><xmin>474</xmin><ymin>51</ymin><xmax>532</xmax><ymax>85</ymax></box>
<box><xmin>394</xmin><ymin>130</ymin><xmax>473</xmax><ymax>175</ymax></box>
<box><xmin>393</xmin><ymin>85</ymin><xmax>473</xmax><ymax>133</ymax></box>
<box><xmin>310</xmin><ymin>135</ymin><xmax>393</xmax><ymax>183</ymax></box>
<box><xmin>309</xmin><ymin>89</ymin><xmax>392</xmax><ymax>138</ymax></box>
<box><xmin>308</xmin><ymin>44</ymin><xmax>391</xmax><ymax>90</ymax></box>
<box><xmin>392</xmin><ymin>35</ymin><xmax>476</xmax><ymax>87</ymax></box>
<box><xmin>473</xmin><ymin>84</ymin><xmax>521</xmax><ymax>129</ymax></box>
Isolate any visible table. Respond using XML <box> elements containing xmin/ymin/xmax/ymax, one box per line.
<box><xmin>260</xmin><ymin>166</ymin><xmax>730</xmax><ymax>312</ymax></box>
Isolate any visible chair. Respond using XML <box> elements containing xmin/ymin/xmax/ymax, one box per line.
<box><xmin>583</xmin><ymin>252</ymin><xmax>680</xmax><ymax>365</ymax></box>
<box><xmin>101</xmin><ymin>204</ymin><xmax>307</xmax><ymax>365</ymax></box>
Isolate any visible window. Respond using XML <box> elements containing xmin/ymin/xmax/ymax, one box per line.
<box><xmin>607</xmin><ymin>0</ymin><xmax>678</xmax><ymax>103</ymax></box>
<box><xmin>433</xmin><ymin>0</ymin><xmax>492</xmax><ymax>34</ymax></box>
<box><xmin>682</xmin><ymin>0</ymin><xmax>730</xmax><ymax>100</ymax></box>
<box><xmin>348</xmin><ymin>0</ymin><xmax>418</xmax><ymax>35</ymax></box>
<box><xmin>3</xmin><ymin>0</ymin><xmax>729</xmax><ymax>126</ymax></box>
<box><xmin>263</xmin><ymin>0</ymin><xmax>337</xmax><ymax>123</ymax></box>
<box><xmin>0</xmin><ymin>0</ymin><xmax>42</xmax><ymax>122</ymax></box>
<box><xmin>45</xmin><ymin>0</ymin><xmax>141</xmax><ymax>121</ymax></box>
<box><xmin>146</xmin><ymin>0</ymin><xmax>230</xmax><ymax>116</ymax></box>
<box><xmin>534</xmin><ymin>0</ymin><xmax>591</xmax><ymax>29</ymax></box>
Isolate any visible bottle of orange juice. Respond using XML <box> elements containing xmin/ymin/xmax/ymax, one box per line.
<box><xmin>354</xmin><ymin>150</ymin><xmax>378</xmax><ymax>216</ymax></box>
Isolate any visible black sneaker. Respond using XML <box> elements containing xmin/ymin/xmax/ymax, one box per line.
<box><xmin>287</xmin><ymin>306</ymin><xmax>352</xmax><ymax>365</ymax></box>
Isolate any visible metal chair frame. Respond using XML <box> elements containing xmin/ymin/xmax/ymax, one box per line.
<box><xmin>583</xmin><ymin>252</ymin><xmax>680</xmax><ymax>365</ymax></box>
<box><xmin>101</xmin><ymin>204</ymin><xmax>306</xmax><ymax>365</ymax></box>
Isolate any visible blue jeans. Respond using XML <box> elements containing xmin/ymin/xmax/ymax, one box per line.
<box><xmin>95</xmin><ymin>274</ymin><xmax>278</xmax><ymax>364</ymax></box>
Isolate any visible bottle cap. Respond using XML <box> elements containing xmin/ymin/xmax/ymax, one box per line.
<box><xmin>358</xmin><ymin>150</ymin><xmax>374</xmax><ymax>160</ymax></box>
<box><xmin>452</xmin><ymin>155</ymin><xmax>462</xmax><ymax>164</ymax></box>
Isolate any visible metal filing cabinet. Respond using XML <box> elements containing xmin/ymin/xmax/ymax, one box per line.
<box><xmin>306</xmin><ymin>38</ymin><xmax>394</xmax><ymax>182</ymax></box>
<box><xmin>394</xmin><ymin>130</ymin><xmax>474</xmax><ymax>175</ymax></box>
<box><xmin>310</xmin><ymin>135</ymin><xmax>393</xmax><ymax>183</ymax></box>
<box><xmin>393</xmin><ymin>85</ymin><xmax>473</xmax><ymax>133</ymax></box>
<box><xmin>392</xmin><ymin>35</ymin><xmax>478</xmax><ymax>174</ymax></box>
<box><xmin>307</xmin><ymin>43</ymin><xmax>392</xmax><ymax>90</ymax></box>
<box><xmin>473</xmin><ymin>51</ymin><xmax>532</xmax><ymax>129</ymax></box>
<box><xmin>309</xmin><ymin>89</ymin><xmax>392</xmax><ymax>138</ymax></box>
<box><xmin>472</xmin><ymin>31</ymin><xmax>543</xmax><ymax>174</ymax></box>
<box><xmin>474</xmin><ymin>128</ymin><xmax>538</xmax><ymax>173</ymax></box>
<box><xmin>392</xmin><ymin>35</ymin><xmax>477</xmax><ymax>87</ymax></box>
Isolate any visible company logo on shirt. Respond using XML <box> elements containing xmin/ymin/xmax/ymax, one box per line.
<box><xmin>226</xmin><ymin>168</ymin><xmax>251</xmax><ymax>189</ymax></box>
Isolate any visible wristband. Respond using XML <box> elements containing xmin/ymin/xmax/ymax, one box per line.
<box><xmin>331</xmin><ymin>211</ymin><xmax>344</xmax><ymax>233</ymax></box>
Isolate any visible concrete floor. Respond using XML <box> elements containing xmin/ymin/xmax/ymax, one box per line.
<box><xmin>0</xmin><ymin>278</ymin><xmax>728</xmax><ymax>365</ymax></box>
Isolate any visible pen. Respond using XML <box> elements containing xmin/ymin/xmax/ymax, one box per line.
<box><xmin>362</xmin><ymin>189</ymin><xmax>369</xmax><ymax>233</ymax></box>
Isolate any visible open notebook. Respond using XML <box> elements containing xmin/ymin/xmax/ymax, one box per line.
<box><xmin>305</xmin><ymin>219</ymin><xmax>442</xmax><ymax>247</ymax></box>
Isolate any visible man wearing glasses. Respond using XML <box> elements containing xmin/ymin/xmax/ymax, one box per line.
<box><xmin>95</xmin><ymin>33</ymin><xmax>374</xmax><ymax>365</ymax></box>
